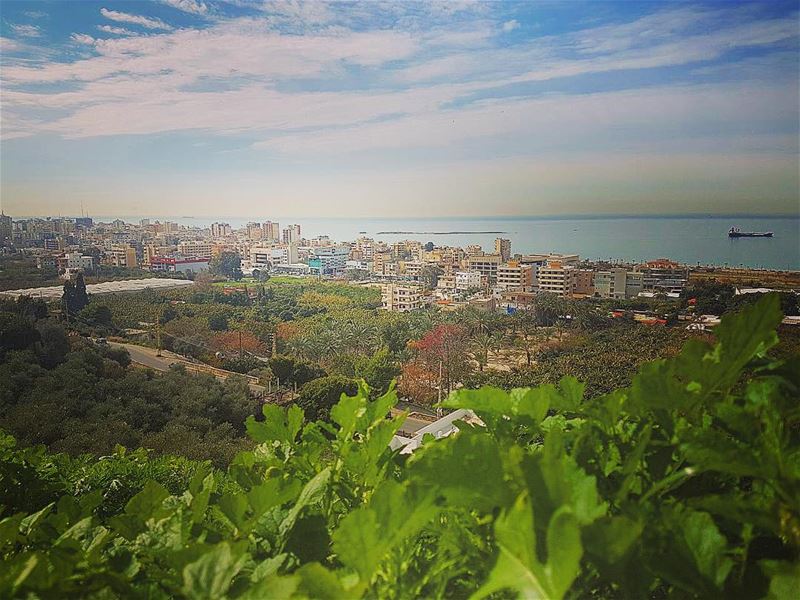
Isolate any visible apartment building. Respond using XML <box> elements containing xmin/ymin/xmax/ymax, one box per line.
<box><xmin>537</xmin><ymin>261</ymin><xmax>576</xmax><ymax>297</ymax></box>
<box><xmin>455</xmin><ymin>270</ymin><xmax>483</xmax><ymax>291</ymax></box>
<box><xmin>402</xmin><ymin>261</ymin><xmax>423</xmax><ymax>278</ymax></box>
<box><xmin>467</xmin><ymin>254</ymin><xmax>502</xmax><ymax>283</ymax></box>
<box><xmin>594</xmin><ymin>269</ymin><xmax>643</xmax><ymax>299</ymax></box>
<box><xmin>105</xmin><ymin>246</ymin><xmax>138</xmax><ymax>269</ymax></box>
<box><xmin>572</xmin><ymin>269</ymin><xmax>595</xmax><ymax>296</ymax></box>
<box><xmin>496</xmin><ymin>261</ymin><xmax>533</xmax><ymax>292</ymax></box>
<box><xmin>381</xmin><ymin>284</ymin><xmax>423</xmax><ymax>312</ymax></box>
<box><xmin>635</xmin><ymin>259</ymin><xmax>688</xmax><ymax>291</ymax></box>
<box><xmin>282</xmin><ymin>224</ymin><xmax>302</xmax><ymax>244</ymax></box>
<box><xmin>495</xmin><ymin>238</ymin><xmax>512</xmax><ymax>262</ymax></box>
<box><xmin>210</xmin><ymin>222</ymin><xmax>232</xmax><ymax>238</ymax></box>
<box><xmin>262</xmin><ymin>221</ymin><xmax>280</xmax><ymax>241</ymax></box>
<box><xmin>308</xmin><ymin>245</ymin><xmax>349</xmax><ymax>274</ymax></box>
<box><xmin>373</xmin><ymin>250</ymin><xmax>393</xmax><ymax>275</ymax></box>
<box><xmin>246</xmin><ymin>222</ymin><xmax>263</xmax><ymax>241</ymax></box>
<box><xmin>177</xmin><ymin>240</ymin><xmax>213</xmax><ymax>259</ymax></box>
<box><xmin>58</xmin><ymin>252</ymin><xmax>95</xmax><ymax>272</ymax></box>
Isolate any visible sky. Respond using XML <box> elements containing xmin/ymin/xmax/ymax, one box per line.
<box><xmin>0</xmin><ymin>0</ymin><xmax>798</xmax><ymax>219</ymax></box>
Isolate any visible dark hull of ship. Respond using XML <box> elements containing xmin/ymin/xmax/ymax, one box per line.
<box><xmin>728</xmin><ymin>232</ymin><xmax>773</xmax><ymax>238</ymax></box>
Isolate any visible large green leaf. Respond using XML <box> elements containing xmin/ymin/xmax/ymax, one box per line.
<box><xmin>473</xmin><ymin>493</ymin><xmax>583</xmax><ymax>600</ymax></box>
<box><xmin>182</xmin><ymin>542</ymin><xmax>247</xmax><ymax>600</ymax></box>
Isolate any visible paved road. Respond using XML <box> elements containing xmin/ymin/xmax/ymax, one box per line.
<box><xmin>109</xmin><ymin>342</ymin><xmax>266</xmax><ymax>395</ymax></box>
<box><xmin>111</xmin><ymin>342</ymin><xmax>181</xmax><ymax>371</ymax></box>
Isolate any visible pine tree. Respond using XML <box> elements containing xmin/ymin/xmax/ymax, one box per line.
<box><xmin>74</xmin><ymin>272</ymin><xmax>89</xmax><ymax>312</ymax></box>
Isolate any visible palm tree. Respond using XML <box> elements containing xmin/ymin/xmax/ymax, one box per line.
<box><xmin>461</xmin><ymin>306</ymin><xmax>495</xmax><ymax>336</ymax></box>
<box><xmin>472</xmin><ymin>332</ymin><xmax>494</xmax><ymax>371</ymax></box>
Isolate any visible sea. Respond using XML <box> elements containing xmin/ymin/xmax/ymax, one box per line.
<box><xmin>94</xmin><ymin>215</ymin><xmax>800</xmax><ymax>271</ymax></box>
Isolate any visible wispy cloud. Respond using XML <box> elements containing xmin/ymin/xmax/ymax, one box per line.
<box><xmin>161</xmin><ymin>0</ymin><xmax>209</xmax><ymax>16</ymax></box>
<box><xmin>70</xmin><ymin>33</ymin><xmax>96</xmax><ymax>45</ymax></box>
<box><xmin>97</xmin><ymin>25</ymin><xmax>138</xmax><ymax>36</ymax></box>
<box><xmin>8</xmin><ymin>23</ymin><xmax>42</xmax><ymax>38</ymax></box>
<box><xmin>99</xmin><ymin>8</ymin><xmax>173</xmax><ymax>31</ymax></box>
<box><xmin>0</xmin><ymin>1</ymin><xmax>797</xmax><ymax>217</ymax></box>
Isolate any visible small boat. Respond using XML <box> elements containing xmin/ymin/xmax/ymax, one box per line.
<box><xmin>728</xmin><ymin>227</ymin><xmax>773</xmax><ymax>238</ymax></box>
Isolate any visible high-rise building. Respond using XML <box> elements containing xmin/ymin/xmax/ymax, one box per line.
<box><xmin>246</xmin><ymin>222</ymin><xmax>263</xmax><ymax>240</ymax></box>
<box><xmin>282</xmin><ymin>224</ymin><xmax>301</xmax><ymax>244</ymax></box>
<box><xmin>494</xmin><ymin>238</ymin><xmax>511</xmax><ymax>262</ymax></box>
<box><xmin>594</xmin><ymin>269</ymin><xmax>643</xmax><ymax>299</ymax></box>
<box><xmin>139</xmin><ymin>219</ymin><xmax>150</xmax><ymax>227</ymax></box>
<box><xmin>262</xmin><ymin>221</ymin><xmax>280</xmax><ymax>241</ymax></box>
<box><xmin>0</xmin><ymin>213</ymin><xmax>12</xmax><ymax>245</ymax></box>
<box><xmin>211</xmin><ymin>222</ymin><xmax>232</xmax><ymax>238</ymax></box>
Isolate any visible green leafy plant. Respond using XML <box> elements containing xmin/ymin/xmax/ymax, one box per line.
<box><xmin>1</xmin><ymin>294</ymin><xmax>798</xmax><ymax>598</ymax></box>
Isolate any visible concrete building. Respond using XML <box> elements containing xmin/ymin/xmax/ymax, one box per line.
<box><xmin>402</xmin><ymin>261</ymin><xmax>423</xmax><ymax>278</ymax></box>
<box><xmin>496</xmin><ymin>261</ymin><xmax>533</xmax><ymax>292</ymax></box>
<box><xmin>36</xmin><ymin>254</ymin><xmax>58</xmax><ymax>271</ymax></box>
<box><xmin>381</xmin><ymin>284</ymin><xmax>423</xmax><ymax>312</ymax></box>
<box><xmin>373</xmin><ymin>250</ymin><xmax>393</xmax><ymax>275</ymax></box>
<box><xmin>177</xmin><ymin>240</ymin><xmax>213</xmax><ymax>259</ymax></box>
<box><xmin>149</xmin><ymin>256</ymin><xmax>209</xmax><ymax>274</ymax></box>
<box><xmin>635</xmin><ymin>259</ymin><xmax>688</xmax><ymax>291</ymax></box>
<box><xmin>211</xmin><ymin>222</ymin><xmax>232</xmax><ymax>238</ymax></box>
<box><xmin>593</xmin><ymin>269</ymin><xmax>644</xmax><ymax>299</ymax></box>
<box><xmin>262</xmin><ymin>221</ymin><xmax>280</xmax><ymax>241</ymax></box>
<box><xmin>59</xmin><ymin>252</ymin><xmax>95</xmax><ymax>272</ymax></box>
<box><xmin>573</xmin><ymin>269</ymin><xmax>595</xmax><ymax>296</ymax></box>
<box><xmin>467</xmin><ymin>254</ymin><xmax>502</xmax><ymax>283</ymax></box>
<box><xmin>246</xmin><ymin>222</ymin><xmax>263</xmax><ymax>241</ymax></box>
<box><xmin>282</xmin><ymin>224</ymin><xmax>302</xmax><ymax>244</ymax></box>
<box><xmin>537</xmin><ymin>261</ymin><xmax>576</xmax><ymax>297</ymax></box>
<box><xmin>106</xmin><ymin>246</ymin><xmax>138</xmax><ymax>269</ymax></box>
<box><xmin>308</xmin><ymin>245</ymin><xmax>349</xmax><ymax>274</ymax></box>
<box><xmin>0</xmin><ymin>213</ymin><xmax>12</xmax><ymax>245</ymax></box>
<box><xmin>455</xmin><ymin>270</ymin><xmax>483</xmax><ymax>291</ymax></box>
<box><xmin>495</xmin><ymin>238</ymin><xmax>512</xmax><ymax>262</ymax></box>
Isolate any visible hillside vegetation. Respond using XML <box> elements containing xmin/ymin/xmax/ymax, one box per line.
<box><xmin>1</xmin><ymin>294</ymin><xmax>798</xmax><ymax>598</ymax></box>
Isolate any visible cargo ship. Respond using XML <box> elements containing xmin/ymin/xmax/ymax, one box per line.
<box><xmin>728</xmin><ymin>227</ymin><xmax>773</xmax><ymax>238</ymax></box>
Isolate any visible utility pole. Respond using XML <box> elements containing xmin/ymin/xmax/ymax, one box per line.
<box><xmin>155</xmin><ymin>308</ymin><xmax>162</xmax><ymax>357</ymax></box>
<box><xmin>239</xmin><ymin>330</ymin><xmax>243</xmax><ymax>359</ymax></box>
<box><xmin>436</xmin><ymin>358</ymin><xmax>443</xmax><ymax>418</ymax></box>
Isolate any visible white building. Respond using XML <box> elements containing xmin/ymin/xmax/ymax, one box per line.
<box><xmin>594</xmin><ymin>269</ymin><xmax>644</xmax><ymax>299</ymax></box>
<box><xmin>282</xmin><ymin>224</ymin><xmax>302</xmax><ymax>244</ymax></box>
<box><xmin>250</xmin><ymin>243</ymin><xmax>298</xmax><ymax>269</ymax></box>
<box><xmin>62</xmin><ymin>252</ymin><xmax>95</xmax><ymax>272</ymax></box>
<box><xmin>455</xmin><ymin>270</ymin><xmax>483</xmax><ymax>291</ymax></box>
<box><xmin>309</xmin><ymin>245</ymin><xmax>349</xmax><ymax>274</ymax></box>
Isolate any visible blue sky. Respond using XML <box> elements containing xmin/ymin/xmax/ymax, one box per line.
<box><xmin>1</xmin><ymin>0</ymin><xmax>798</xmax><ymax>218</ymax></box>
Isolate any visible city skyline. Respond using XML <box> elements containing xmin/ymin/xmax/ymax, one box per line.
<box><xmin>1</xmin><ymin>0</ymin><xmax>799</xmax><ymax>218</ymax></box>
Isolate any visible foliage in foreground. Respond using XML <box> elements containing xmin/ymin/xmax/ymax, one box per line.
<box><xmin>1</xmin><ymin>294</ymin><xmax>799</xmax><ymax>598</ymax></box>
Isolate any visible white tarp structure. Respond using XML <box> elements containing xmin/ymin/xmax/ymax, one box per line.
<box><xmin>0</xmin><ymin>278</ymin><xmax>194</xmax><ymax>300</ymax></box>
<box><xmin>391</xmin><ymin>409</ymin><xmax>479</xmax><ymax>454</ymax></box>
